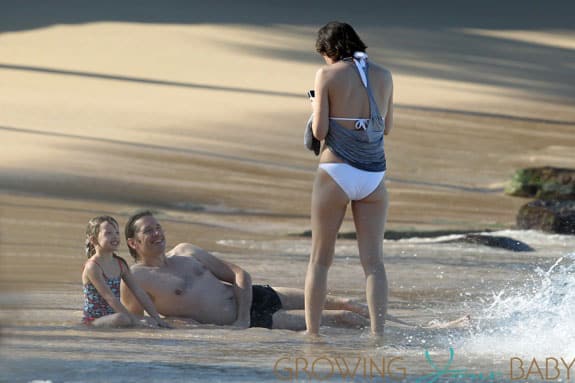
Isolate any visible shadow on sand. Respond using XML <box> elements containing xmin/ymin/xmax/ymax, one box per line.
<box><xmin>2</xmin><ymin>2</ymin><xmax>574</xmax><ymax>104</ymax></box>
<box><xmin>2</xmin><ymin>1</ymin><xmax>575</xmax><ymax>32</ymax></box>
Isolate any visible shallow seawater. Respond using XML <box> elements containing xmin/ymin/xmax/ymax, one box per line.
<box><xmin>1</xmin><ymin>230</ymin><xmax>574</xmax><ymax>382</ymax></box>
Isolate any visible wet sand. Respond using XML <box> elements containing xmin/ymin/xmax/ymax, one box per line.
<box><xmin>1</xmin><ymin>2</ymin><xmax>575</xmax><ymax>381</ymax></box>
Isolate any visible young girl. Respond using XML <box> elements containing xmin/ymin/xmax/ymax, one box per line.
<box><xmin>82</xmin><ymin>215</ymin><xmax>170</xmax><ymax>328</ymax></box>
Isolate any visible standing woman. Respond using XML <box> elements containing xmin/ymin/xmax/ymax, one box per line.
<box><xmin>305</xmin><ymin>21</ymin><xmax>393</xmax><ymax>336</ymax></box>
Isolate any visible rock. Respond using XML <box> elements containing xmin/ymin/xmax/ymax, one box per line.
<box><xmin>293</xmin><ymin>230</ymin><xmax>490</xmax><ymax>240</ymax></box>
<box><xmin>444</xmin><ymin>234</ymin><xmax>534</xmax><ymax>252</ymax></box>
<box><xmin>517</xmin><ymin>199</ymin><xmax>575</xmax><ymax>234</ymax></box>
<box><xmin>505</xmin><ymin>167</ymin><xmax>575</xmax><ymax>200</ymax></box>
<box><xmin>383</xmin><ymin>230</ymin><xmax>482</xmax><ymax>240</ymax></box>
<box><xmin>292</xmin><ymin>230</ymin><xmax>533</xmax><ymax>251</ymax></box>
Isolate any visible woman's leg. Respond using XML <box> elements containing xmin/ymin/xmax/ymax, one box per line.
<box><xmin>273</xmin><ymin>287</ymin><xmax>469</xmax><ymax>328</ymax></box>
<box><xmin>351</xmin><ymin>182</ymin><xmax>389</xmax><ymax>336</ymax></box>
<box><xmin>305</xmin><ymin>169</ymin><xmax>349</xmax><ymax>335</ymax></box>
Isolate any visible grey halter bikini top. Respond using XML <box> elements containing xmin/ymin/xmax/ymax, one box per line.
<box><xmin>325</xmin><ymin>52</ymin><xmax>386</xmax><ymax>172</ymax></box>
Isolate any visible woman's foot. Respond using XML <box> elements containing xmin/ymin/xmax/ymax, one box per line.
<box><xmin>425</xmin><ymin>314</ymin><xmax>471</xmax><ymax>329</ymax></box>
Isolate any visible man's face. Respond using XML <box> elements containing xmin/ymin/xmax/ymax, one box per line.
<box><xmin>130</xmin><ymin>215</ymin><xmax>166</xmax><ymax>258</ymax></box>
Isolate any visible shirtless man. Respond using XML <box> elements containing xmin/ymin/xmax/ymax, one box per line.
<box><xmin>120</xmin><ymin>211</ymin><xmax>372</xmax><ymax>330</ymax></box>
<box><xmin>121</xmin><ymin>211</ymin><xmax>470</xmax><ymax>331</ymax></box>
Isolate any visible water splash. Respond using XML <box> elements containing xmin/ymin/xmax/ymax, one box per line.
<box><xmin>463</xmin><ymin>252</ymin><xmax>575</xmax><ymax>356</ymax></box>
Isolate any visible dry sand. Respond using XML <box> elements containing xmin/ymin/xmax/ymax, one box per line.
<box><xmin>1</xmin><ymin>4</ymin><xmax>574</xmax><ymax>288</ymax></box>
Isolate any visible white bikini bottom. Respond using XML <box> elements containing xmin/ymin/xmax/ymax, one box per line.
<box><xmin>318</xmin><ymin>163</ymin><xmax>386</xmax><ymax>201</ymax></box>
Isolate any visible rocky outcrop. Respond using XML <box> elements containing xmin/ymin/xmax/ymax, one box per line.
<box><xmin>505</xmin><ymin>167</ymin><xmax>575</xmax><ymax>200</ymax></box>
<box><xmin>292</xmin><ymin>230</ymin><xmax>533</xmax><ymax>251</ymax></box>
<box><xmin>517</xmin><ymin>200</ymin><xmax>575</xmax><ymax>234</ymax></box>
<box><xmin>441</xmin><ymin>234</ymin><xmax>534</xmax><ymax>252</ymax></box>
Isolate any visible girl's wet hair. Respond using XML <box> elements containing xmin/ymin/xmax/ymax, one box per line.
<box><xmin>315</xmin><ymin>21</ymin><xmax>367</xmax><ymax>61</ymax></box>
<box><xmin>85</xmin><ymin>216</ymin><xmax>119</xmax><ymax>258</ymax></box>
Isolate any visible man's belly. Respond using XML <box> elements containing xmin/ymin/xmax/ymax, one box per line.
<box><xmin>154</xmin><ymin>283</ymin><xmax>237</xmax><ymax>325</ymax></box>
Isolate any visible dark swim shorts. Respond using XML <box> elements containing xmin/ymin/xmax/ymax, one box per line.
<box><xmin>250</xmin><ymin>285</ymin><xmax>283</xmax><ymax>329</ymax></box>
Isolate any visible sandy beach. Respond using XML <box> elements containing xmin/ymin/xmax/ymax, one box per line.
<box><xmin>1</xmin><ymin>2</ymin><xmax>575</xmax><ymax>382</ymax></box>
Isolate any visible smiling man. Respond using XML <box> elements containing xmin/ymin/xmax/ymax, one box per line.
<box><xmin>120</xmin><ymin>211</ymin><xmax>372</xmax><ymax>331</ymax></box>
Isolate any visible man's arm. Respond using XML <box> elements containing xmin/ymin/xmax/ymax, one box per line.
<box><xmin>121</xmin><ymin>270</ymin><xmax>171</xmax><ymax>328</ymax></box>
<box><xmin>174</xmin><ymin>243</ymin><xmax>253</xmax><ymax>328</ymax></box>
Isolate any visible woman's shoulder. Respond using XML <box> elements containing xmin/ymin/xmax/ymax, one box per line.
<box><xmin>369</xmin><ymin>62</ymin><xmax>392</xmax><ymax>78</ymax></box>
<box><xmin>323</xmin><ymin>58</ymin><xmax>365</xmax><ymax>72</ymax></box>
<box><xmin>368</xmin><ymin>63</ymin><xmax>393</xmax><ymax>91</ymax></box>
<box><xmin>315</xmin><ymin>63</ymin><xmax>341</xmax><ymax>81</ymax></box>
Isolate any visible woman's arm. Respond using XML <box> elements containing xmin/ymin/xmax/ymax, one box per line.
<box><xmin>384</xmin><ymin>73</ymin><xmax>394</xmax><ymax>136</ymax></box>
<box><xmin>312</xmin><ymin>67</ymin><xmax>330</xmax><ymax>141</ymax></box>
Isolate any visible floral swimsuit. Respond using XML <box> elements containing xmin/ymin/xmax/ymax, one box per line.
<box><xmin>82</xmin><ymin>257</ymin><xmax>124</xmax><ymax>324</ymax></box>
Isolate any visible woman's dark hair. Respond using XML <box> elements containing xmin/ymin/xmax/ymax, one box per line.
<box><xmin>124</xmin><ymin>210</ymin><xmax>155</xmax><ymax>261</ymax></box>
<box><xmin>315</xmin><ymin>21</ymin><xmax>367</xmax><ymax>61</ymax></box>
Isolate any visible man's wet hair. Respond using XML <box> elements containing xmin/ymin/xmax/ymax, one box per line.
<box><xmin>124</xmin><ymin>210</ymin><xmax>155</xmax><ymax>261</ymax></box>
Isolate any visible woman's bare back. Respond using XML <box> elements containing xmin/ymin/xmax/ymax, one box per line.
<box><xmin>323</xmin><ymin>60</ymin><xmax>392</xmax><ymax>130</ymax></box>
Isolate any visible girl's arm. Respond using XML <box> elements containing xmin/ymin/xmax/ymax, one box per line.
<box><xmin>84</xmin><ymin>262</ymin><xmax>138</xmax><ymax>324</ymax></box>
<box><xmin>121</xmin><ymin>269</ymin><xmax>171</xmax><ymax>328</ymax></box>
<box><xmin>120</xmin><ymin>280</ymin><xmax>144</xmax><ymax>316</ymax></box>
